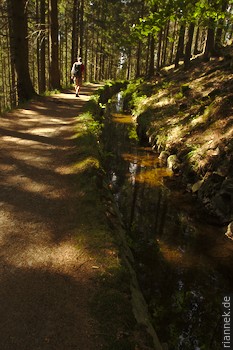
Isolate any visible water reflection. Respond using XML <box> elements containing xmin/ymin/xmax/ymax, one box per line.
<box><xmin>102</xmin><ymin>94</ymin><xmax>232</xmax><ymax>349</ymax></box>
<box><xmin>112</xmin><ymin>113</ymin><xmax>133</xmax><ymax>124</ymax></box>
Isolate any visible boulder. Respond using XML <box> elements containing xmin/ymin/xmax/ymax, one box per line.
<box><xmin>198</xmin><ymin>174</ymin><xmax>233</xmax><ymax>223</ymax></box>
<box><xmin>191</xmin><ymin>179</ymin><xmax>204</xmax><ymax>193</ymax></box>
<box><xmin>213</xmin><ymin>178</ymin><xmax>233</xmax><ymax>222</ymax></box>
<box><xmin>225</xmin><ymin>221</ymin><xmax>233</xmax><ymax>240</ymax></box>
<box><xmin>158</xmin><ymin>151</ymin><xmax>170</xmax><ymax>165</ymax></box>
<box><xmin>167</xmin><ymin>154</ymin><xmax>180</xmax><ymax>172</ymax></box>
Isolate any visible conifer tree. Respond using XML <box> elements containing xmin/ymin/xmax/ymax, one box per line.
<box><xmin>7</xmin><ymin>0</ymin><xmax>36</xmax><ymax>102</ymax></box>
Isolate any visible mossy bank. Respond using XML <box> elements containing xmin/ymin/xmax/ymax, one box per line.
<box><xmin>78</xmin><ymin>81</ymin><xmax>164</xmax><ymax>349</ymax></box>
<box><xmin>121</xmin><ymin>49</ymin><xmax>233</xmax><ymax>226</ymax></box>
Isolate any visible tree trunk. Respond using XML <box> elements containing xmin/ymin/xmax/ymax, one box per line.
<box><xmin>39</xmin><ymin>0</ymin><xmax>46</xmax><ymax>93</ymax></box>
<box><xmin>84</xmin><ymin>31</ymin><xmax>88</xmax><ymax>81</ymax></box>
<box><xmin>7</xmin><ymin>0</ymin><xmax>36</xmax><ymax>102</ymax></box>
<box><xmin>49</xmin><ymin>0</ymin><xmax>61</xmax><ymax>89</ymax></box>
<box><xmin>145</xmin><ymin>35</ymin><xmax>150</xmax><ymax>76</ymax></box>
<box><xmin>169</xmin><ymin>19</ymin><xmax>177</xmax><ymax>65</ymax></box>
<box><xmin>148</xmin><ymin>34</ymin><xmax>155</xmax><ymax>77</ymax></box>
<box><xmin>215</xmin><ymin>0</ymin><xmax>228</xmax><ymax>50</ymax></box>
<box><xmin>156</xmin><ymin>29</ymin><xmax>162</xmax><ymax>70</ymax></box>
<box><xmin>136</xmin><ymin>40</ymin><xmax>142</xmax><ymax>77</ymax></box>
<box><xmin>184</xmin><ymin>22</ymin><xmax>195</xmax><ymax>68</ymax></box>
<box><xmin>174</xmin><ymin>23</ymin><xmax>185</xmax><ymax>68</ymax></box>
<box><xmin>7</xmin><ymin>2</ymin><xmax>17</xmax><ymax>107</ymax></box>
<box><xmin>127</xmin><ymin>49</ymin><xmax>131</xmax><ymax>80</ymax></box>
<box><xmin>204</xmin><ymin>21</ymin><xmax>216</xmax><ymax>60</ymax></box>
<box><xmin>65</xmin><ymin>8</ymin><xmax>69</xmax><ymax>86</ymax></box>
<box><xmin>79</xmin><ymin>0</ymin><xmax>84</xmax><ymax>58</ymax></box>
<box><xmin>71</xmin><ymin>0</ymin><xmax>78</xmax><ymax>66</ymax></box>
<box><xmin>194</xmin><ymin>26</ymin><xmax>200</xmax><ymax>55</ymax></box>
<box><xmin>162</xmin><ymin>20</ymin><xmax>170</xmax><ymax>67</ymax></box>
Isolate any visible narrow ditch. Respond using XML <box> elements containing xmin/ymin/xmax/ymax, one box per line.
<box><xmin>100</xmin><ymin>93</ymin><xmax>233</xmax><ymax>349</ymax></box>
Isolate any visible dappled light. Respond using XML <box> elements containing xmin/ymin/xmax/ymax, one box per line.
<box><xmin>112</xmin><ymin>113</ymin><xmax>133</xmax><ymax>124</ymax></box>
<box><xmin>133</xmin><ymin>168</ymin><xmax>173</xmax><ymax>186</ymax></box>
<box><xmin>1</xmin><ymin>0</ymin><xmax>232</xmax><ymax>348</ymax></box>
<box><xmin>0</xmin><ymin>85</ymin><xmax>110</xmax><ymax>350</ymax></box>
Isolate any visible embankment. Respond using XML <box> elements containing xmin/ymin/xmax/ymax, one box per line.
<box><xmin>122</xmin><ymin>50</ymin><xmax>233</xmax><ymax>227</ymax></box>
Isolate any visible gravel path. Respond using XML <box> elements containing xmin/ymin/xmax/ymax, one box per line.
<box><xmin>0</xmin><ymin>86</ymin><xmax>103</xmax><ymax>350</ymax></box>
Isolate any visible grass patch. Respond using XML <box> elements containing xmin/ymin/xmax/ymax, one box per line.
<box><xmin>41</xmin><ymin>89</ymin><xmax>61</xmax><ymax>96</ymax></box>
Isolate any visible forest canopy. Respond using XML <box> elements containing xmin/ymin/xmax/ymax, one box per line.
<box><xmin>0</xmin><ymin>0</ymin><xmax>232</xmax><ymax>110</ymax></box>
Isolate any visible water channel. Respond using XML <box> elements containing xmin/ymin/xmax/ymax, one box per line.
<box><xmin>101</xmin><ymin>93</ymin><xmax>233</xmax><ymax>350</ymax></box>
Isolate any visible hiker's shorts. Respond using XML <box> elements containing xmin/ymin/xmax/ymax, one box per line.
<box><xmin>73</xmin><ymin>76</ymin><xmax>82</xmax><ymax>86</ymax></box>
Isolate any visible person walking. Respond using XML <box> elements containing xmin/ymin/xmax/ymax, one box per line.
<box><xmin>71</xmin><ymin>57</ymin><xmax>85</xmax><ymax>97</ymax></box>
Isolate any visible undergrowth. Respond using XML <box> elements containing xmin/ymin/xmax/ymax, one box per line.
<box><xmin>121</xmin><ymin>57</ymin><xmax>233</xmax><ymax>183</ymax></box>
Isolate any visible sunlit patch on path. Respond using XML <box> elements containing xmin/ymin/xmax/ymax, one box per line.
<box><xmin>0</xmin><ymin>85</ymin><xmax>104</xmax><ymax>350</ymax></box>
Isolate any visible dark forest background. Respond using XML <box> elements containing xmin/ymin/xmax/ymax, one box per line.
<box><xmin>0</xmin><ymin>0</ymin><xmax>232</xmax><ymax>111</ymax></box>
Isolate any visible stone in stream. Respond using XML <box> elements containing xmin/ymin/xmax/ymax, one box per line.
<box><xmin>167</xmin><ymin>154</ymin><xmax>180</xmax><ymax>172</ymax></box>
<box><xmin>225</xmin><ymin>221</ymin><xmax>233</xmax><ymax>240</ymax></box>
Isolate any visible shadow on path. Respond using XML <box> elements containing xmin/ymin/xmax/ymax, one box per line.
<box><xmin>0</xmin><ymin>84</ymin><xmax>104</xmax><ymax>350</ymax></box>
<box><xmin>0</xmin><ymin>263</ymin><xmax>97</xmax><ymax>350</ymax></box>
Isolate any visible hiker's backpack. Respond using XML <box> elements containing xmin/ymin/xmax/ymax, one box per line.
<box><xmin>72</xmin><ymin>63</ymin><xmax>82</xmax><ymax>77</ymax></box>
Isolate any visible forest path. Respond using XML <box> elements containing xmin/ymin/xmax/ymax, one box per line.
<box><xmin>0</xmin><ymin>84</ymin><xmax>105</xmax><ymax>350</ymax></box>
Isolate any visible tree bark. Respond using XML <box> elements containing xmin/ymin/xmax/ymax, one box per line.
<box><xmin>156</xmin><ymin>29</ymin><xmax>162</xmax><ymax>70</ymax></box>
<box><xmin>49</xmin><ymin>0</ymin><xmax>61</xmax><ymax>89</ymax></box>
<box><xmin>71</xmin><ymin>0</ymin><xmax>78</xmax><ymax>66</ymax></box>
<box><xmin>145</xmin><ymin>35</ymin><xmax>150</xmax><ymax>76</ymax></box>
<box><xmin>7</xmin><ymin>0</ymin><xmax>36</xmax><ymax>102</ymax></box>
<box><xmin>169</xmin><ymin>19</ymin><xmax>177</xmax><ymax>64</ymax></box>
<box><xmin>127</xmin><ymin>49</ymin><xmax>131</xmax><ymax>80</ymax></box>
<box><xmin>204</xmin><ymin>21</ymin><xmax>216</xmax><ymax>60</ymax></box>
<box><xmin>39</xmin><ymin>0</ymin><xmax>46</xmax><ymax>93</ymax></box>
<box><xmin>148</xmin><ymin>34</ymin><xmax>155</xmax><ymax>77</ymax></box>
<box><xmin>194</xmin><ymin>26</ymin><xmax>200</xmax><ymax>55</ymax></box>
<box><xmin>136</xmin><ymin>40</ymin><xmax>142</xmax><ymax>77</ymax></box>
<box><xmin>162</xmin><ymin>20</ymin><xmax>170</xmax><ymax>67</ymax></box>
<box><xmin>79</xmin><ymin>0</ymin><xmax>84</xmax><ymax>58</ymax></box>
<box><xmin>215</xmin><ymin>0</ymin><xmax>228</xmax><ymax>50</ymax></box>
<box><xmin>175</xmin><ymin>23</ymin><xmax>185</xmax><ymax>68</ymax></box>
<box><xmin>7</xmin><ymin>2</ymin><xmax>17</xmax><ymax>107</ymax></box>
<box><xmin>184</xmin><ymin>22</ymin><xmax>195</xmax><ymax>68</ymax></box>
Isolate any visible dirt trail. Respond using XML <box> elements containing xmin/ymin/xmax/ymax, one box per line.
<box><xmin>0</xmin><ymin>85</ymin><xmax>104</xmax><ymax>350</ymax></box>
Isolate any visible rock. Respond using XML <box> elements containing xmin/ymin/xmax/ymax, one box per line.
<box><xmin>198</xmin><ymin>175</ymin><xmax>233</xmax><ymax>223</ymax></box>
<box><xmin>158</xmin><ymin>151</ymin><xmax>170</xmax><ymax>164</ymax></box>
<box><xmin>225</xmin><ymin>222</ymin><xmax>233</xmax><ymax>240</ymax></box>
<box><xmin>197</xmin><ymin>172</ymin><xmax>225</xmax><ymax>220</ymax></box>
<box><xmin>192</xmin><ymin>179</ymin><xmax>204</xmax><ymax>193</ymax></box>
<box><xmin>213</xmin><ymin>178</ymin><xmax>233</xmax><ymax>221</ymax></box>
<box><xmin>167</xmin><ymin>155</ymin><xmax>180</xmax><ymax>172</ymax></box>
<box><xmin>220</xmin><ymin>178</ymin><xmax>233</xmax><ymax>192</ymax></box>
<box><xmin>198</xmin><ymin>172</ymin><xmax>224</xmax><ymax>201</ymax></box>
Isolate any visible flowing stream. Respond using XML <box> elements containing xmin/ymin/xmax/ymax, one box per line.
<box><xmin>101</xmin><ymin>93</ymin><xmax>233</xmax><ymax>350</ymax></box>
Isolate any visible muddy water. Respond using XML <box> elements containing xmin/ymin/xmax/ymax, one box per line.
<box><xmin>101</xmin><ymin>94</ymin><xmax>233</xmax><ymax>350</ymax></box>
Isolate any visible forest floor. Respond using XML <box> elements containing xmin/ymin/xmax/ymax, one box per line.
<box><xmin>0</xmin><ymin>85</ymin><xmax>147</xmax><ymax>350</ymax></box>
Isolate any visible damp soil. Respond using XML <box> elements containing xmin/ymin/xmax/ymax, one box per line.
<box><xmin>101</xmin><ymin>94</ymin><xmax>233</xmax><ymax>350</ymax></box>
